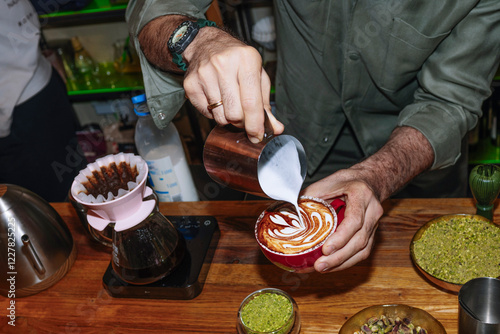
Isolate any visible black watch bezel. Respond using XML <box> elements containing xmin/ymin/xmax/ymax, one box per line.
<box><xmin>167</xmin><ymin>20</ymin><xmax>200</xmax><ymax>55</ymax></box>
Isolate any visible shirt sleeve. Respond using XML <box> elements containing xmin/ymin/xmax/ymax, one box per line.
<box><xmin>397</xmin><ymin>0</ymin><xmax>500</xmax><ymax>170</ymax></box>
<box><xmin>125</xmin><ymin>0</ymin><xmax>212</xmax><ymax>129</ymax></box>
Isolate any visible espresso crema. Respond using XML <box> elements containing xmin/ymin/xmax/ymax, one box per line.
<box><xmin>257</xmin><ymin>198</ymin><xmax>336</xmax><ymax>254</ymax></box>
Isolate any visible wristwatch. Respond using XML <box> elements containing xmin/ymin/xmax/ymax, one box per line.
<box><xmin>168</xmin><ymin>19</ymin><xmax>217</xmax><ymax>71</ymax></box>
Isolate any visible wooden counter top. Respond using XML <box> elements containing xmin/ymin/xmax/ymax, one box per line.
<box><xmin>1</xmin><ymin>198</ymin><xmax>482</xmax><ymax>333</ymax></box>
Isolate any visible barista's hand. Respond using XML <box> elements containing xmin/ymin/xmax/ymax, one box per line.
<box><xmin>183</xmin><ymin>27</ymin><xmax>284</xmax><ymax>143</ymax></box>
<box><xmin>139</xmin><ymin>15</ymin><xmax>284</xmax><ymax>143</ymax></box>
<box><xmin>301</xmin><ymin>126</ymin><xmax>434</xmax><ymax>273</ymax></box>
<box><xmin>301</xmin><ymin>169</ymin><xmax>384</xmax><ymax>273</ymax></box>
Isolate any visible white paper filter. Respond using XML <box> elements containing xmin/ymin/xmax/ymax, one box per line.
<box><xmin>71</xmin><ymin>153</ymin><xmax>147</xmax><ymax>204</ymax></box>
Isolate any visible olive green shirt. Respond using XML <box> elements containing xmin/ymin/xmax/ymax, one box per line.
<box><xmin>126</xmin><ymin>0</ymin><xmax>500</xmax><ymax>175</ymax></box>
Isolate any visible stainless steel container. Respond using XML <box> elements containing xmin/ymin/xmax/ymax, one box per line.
<box><xmin>0</xmin><ymin>184</ymin><xmax>76</xmax><ymax>297</ymax></box>
<box><xmin>459</xmin><ymin>277</ymin><xmax>500</xmax><ymax>334</ymax></box>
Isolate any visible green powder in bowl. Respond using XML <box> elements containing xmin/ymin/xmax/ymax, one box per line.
<box><xmin>238</xmin><ymin>289</ymin><xmax>295</xmax><ymax>334</ymax></box>
<box><xmin>412</xmin><ymin>215</ymin><xmax>500</xmax><ymax>285</ymax></box>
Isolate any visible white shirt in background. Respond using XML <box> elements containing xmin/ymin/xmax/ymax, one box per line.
<box><xmin>0</xmin><ymin>0</ymin><xmax>52</xmax><ymax>137</ymax></box>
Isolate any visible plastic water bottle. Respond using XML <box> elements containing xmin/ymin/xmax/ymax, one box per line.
<box><xmin>132</xmin><ymin>94</ymin><xmax>199</xmax><ymax>202</ymax></box>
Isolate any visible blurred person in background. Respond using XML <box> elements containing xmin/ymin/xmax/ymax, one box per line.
<box><xmin>0</xmin><ymin>0</ymin><xmax>87</xmax><ymax>202</ymax></box>
<box><xmin>126</xmin><ymin>0</ymin><xmax>500</xmax><ymax>272</ymax></box>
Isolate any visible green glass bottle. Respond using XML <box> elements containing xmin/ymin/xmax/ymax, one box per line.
<box><xmin>70</xmin><ymin>37</ymin><xmax>100</xmax><ymax>90</ymax></box>
<box><xmin>56</xmin><ymin>47</ymin><xmax>78</xmax><ymax>92</ymax></box>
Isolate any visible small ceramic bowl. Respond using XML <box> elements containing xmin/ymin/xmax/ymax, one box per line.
<box><xmin>237</xmin><ymin>288</ymin><xmax>300</xmax><ymax>334</ymax></box>
<box><xmin>255</xmin><ymin>197</ymin><xmax>345</xmax><ymax>272</ymax></box>
<box><xmin>410</xmin><ymin>214</ymin><xmax>500</xmax><ymax>293</ymax></box>
<box><xmin>339</xmin><ymin>304</ymin><xmax>447</xmax><ymax>334</ymax></box>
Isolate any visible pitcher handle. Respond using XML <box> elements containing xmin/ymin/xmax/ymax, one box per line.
<box><xmin>263</xmin><ymin>110</ymin><xmax>274</xmax><ymax>141</ymax></box>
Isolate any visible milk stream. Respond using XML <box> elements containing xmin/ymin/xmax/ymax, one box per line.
<box><xmin>258</xmin><ymin>140</ymin><xmax>304</xmax><ymax>223</ymax></box>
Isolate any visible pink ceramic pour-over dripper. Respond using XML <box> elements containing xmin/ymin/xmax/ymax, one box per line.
<box><xmin>70</xmin><ymin>154</ymin><xmax>155</xmax><ymax>232</ymax></box>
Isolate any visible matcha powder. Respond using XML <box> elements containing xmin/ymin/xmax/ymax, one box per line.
<box><xmin>241</xmin><ymin>293</ymin><xmax>293</xmax><ymax>332</ymax></box>
<box><xmin>413</xmin><ymin>217</ymin><xmax>500</xmax><ymax>284</ymax></box>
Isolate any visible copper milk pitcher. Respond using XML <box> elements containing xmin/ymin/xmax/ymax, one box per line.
<box><xmin>203</xmin><ymin>115</ymin><xmax>307</xmax><ymax>198</ymax></box>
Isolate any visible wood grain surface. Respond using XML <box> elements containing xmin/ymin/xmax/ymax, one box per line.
<box><xmin>0</xmin><ymin>198</ymin><xmax>482</xmax><ymax>333</ymax></box>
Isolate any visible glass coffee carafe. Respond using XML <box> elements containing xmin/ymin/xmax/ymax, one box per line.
<box><xmin>112</xmin><ymin>206</ymin><xmax>185</xmax><ymax>285</ymax></box>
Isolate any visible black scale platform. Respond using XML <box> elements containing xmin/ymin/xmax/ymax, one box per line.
<box><xmin>102</xmin><ymin>215</ymin><xmax>219</xmax><ymax>300</ymax></box>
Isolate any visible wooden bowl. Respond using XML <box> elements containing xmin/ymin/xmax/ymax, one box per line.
<box><xmin>410</xmin><ymin>214</ymin><xmax>500</xmax><ymax>293</ymax></box>
<box><xmin>339</xmin><ymin>304</ymin><xmax>446</xmax><ymax>334</ymax></box>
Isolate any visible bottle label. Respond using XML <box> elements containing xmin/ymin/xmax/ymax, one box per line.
<box><xmin>146</xmin><ymin>156</ymin><xmax>182</xmax><ymax>202</ymax></box>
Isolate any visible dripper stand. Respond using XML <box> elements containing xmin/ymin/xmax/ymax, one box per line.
<box><xmin>102</xmin><ymin>215</ymin><xmax>219</xmax><ymax>300</ymax></box>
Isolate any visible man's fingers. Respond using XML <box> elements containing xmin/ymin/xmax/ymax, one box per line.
<box><xmin>238</xmin><ymin>56</ymin><xmax>266</xmax><ymax>143</ymax></box>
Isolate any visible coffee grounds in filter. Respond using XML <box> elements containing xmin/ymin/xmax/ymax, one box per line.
<box><xmin>82</xmin><ymin>162</ymin><xmax>139</xmax><ymax>198</ymax></box>
<box><xmin>72</xmin><ymin>153</ymin><xmax>147</xmax><ymax>204</ymax></box>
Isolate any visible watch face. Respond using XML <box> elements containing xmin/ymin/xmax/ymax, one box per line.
<box><xmin>172</xmin><ymin>25</ymin><xmax>189</xmax><ymax>44</ymax></box>
<box><xmin>168</xmin><ymin>21</ymin><xmax>200</xmax><ymax>54</ymax></box>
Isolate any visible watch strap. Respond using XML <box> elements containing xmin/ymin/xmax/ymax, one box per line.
<box><xmin>197</xmin><ymin>18</ymin><xmax>217</xmax><ymax>28</ymax></box>
<box><xmin>171</xmin><ymin>19</ymin><xmax>217</xmax><ymax>71</ymax></box>
<box><xmin>172</xmin><ymin>52</ymin><xmax>188</xmax><ymax>71</ymax></box>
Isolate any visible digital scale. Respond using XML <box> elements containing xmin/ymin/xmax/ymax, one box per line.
<box><xmin>102</xmin><ymin>215</ymin><xmax>219</xmax><ymax>300</ymax></box>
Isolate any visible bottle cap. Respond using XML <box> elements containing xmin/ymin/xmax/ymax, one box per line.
<box><xmin>131</xmin><ymin>94</ymin><xmax>150</xmax><ymax>116</ymax></box>
<box><xmin>134</xmin><ymin>109</ymin><xmax>150</xmax><ymax>116</ymax></box>
<box><xmin>131</xmin><ymin>94</ymin><xmax>146</xmax><ymax>104</ymax></box>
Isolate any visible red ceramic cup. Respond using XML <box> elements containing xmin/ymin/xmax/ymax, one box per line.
<box><xmin>255</xmin><ymin>196</ymin><xmax>346</xmax><ymax>272</ymax></box>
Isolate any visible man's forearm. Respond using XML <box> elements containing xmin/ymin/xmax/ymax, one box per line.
<box><xmin>138</xmin><ymin>14</ymin><xmax>227</xmax><ymax>74</ymax></box>
<box><xmin>351</xmin><ymin>126</ymin><xmax>434</xmax><ymax>201</ymax></box>
<box><xmin>138</xmin><ymin>14</ymin><xmax>192</xmax><ymax>73</ymax></box>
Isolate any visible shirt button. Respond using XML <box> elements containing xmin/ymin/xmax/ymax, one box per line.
<box><xmin>323</xmin><ymin>136</ymin><xmax>329</xmax><ymax>143</ymax></box>
<box><xmin>158</xmin><ymin>113</ymin><xmax>166</xmax><ymax>120</ymax></box>
<box><xmin>348</xmin><ymin>52</ymin><xmax>360</xmax><ymax>61</ymax></box>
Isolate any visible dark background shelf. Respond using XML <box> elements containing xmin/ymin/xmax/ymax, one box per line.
<box><xmin>39</xmin><ymin>0</ymin><xmax>127</xmax><ymax>28</ymax></box>
<box><xmin>469</xmin><ymin>138</ymin><xmax>500</xmax><ymax>165</ymax></box>
<box><xmin>67</xmin><ymin>86</ymin><xmax>144</xmax><ymax>102</ymax></box>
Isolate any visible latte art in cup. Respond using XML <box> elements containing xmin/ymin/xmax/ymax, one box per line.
<box><xmin>256</xmin><ymin>197</ymin><xmax>337</xmax><ymax>255</ymax></box>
